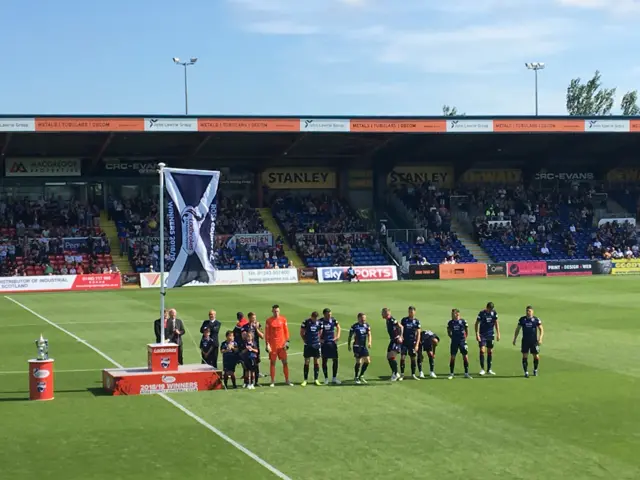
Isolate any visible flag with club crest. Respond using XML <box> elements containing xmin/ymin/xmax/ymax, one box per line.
<box><xmin>164</xmin><ymin>167</ymin><xmax>220</xmax><ymax>288</ymax></box>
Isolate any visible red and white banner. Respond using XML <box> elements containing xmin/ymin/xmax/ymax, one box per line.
<box><xmin>0</xmin><ymin>274</ymin><xmax>121</xmax><ymax>293</ymax></box>
<box><xmin>102</xmin><ymin>365</ymin><xmax>222</xmax><ymax>396</ymax></box>
<box><xmin>506</xmin><ymin>261</ymin><xmax>547</xmax><ymax>277</ymax></box>
<box><xmin>317</xmin><ymin>265</ymin><xmax>398</xmax><ymax>283</ymax></box>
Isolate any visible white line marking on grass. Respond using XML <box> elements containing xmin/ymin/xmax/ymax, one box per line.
<box><xmin>4</xmin><ymin>295</ymin><xmax>293</xmax><ymax>480</ymax></box>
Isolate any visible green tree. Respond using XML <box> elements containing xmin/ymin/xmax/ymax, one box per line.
<box><xmin>621</xmin><ymin>90</ymin><xmax>640</xmax><ymax>116</ymax></box>
<box><xmin>566</xmin><ymin>71</ymin><xmax>616</xmax><ymax>116</ymax></box>
<box><xmin>442</xmin><ymin>105</ymin><xmax>464</xmax><ymax>116</ymax></box>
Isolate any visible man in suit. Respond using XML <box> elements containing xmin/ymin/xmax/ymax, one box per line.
<box><xmin>167</xmin><ymin>308</ymin><xmax>186</xmax><ymax>365</ymax></box>
<box><xmin>200</xmin><ymin>309</ymin><xmax>221</xmax><ymax>369</ymax></box>
<box><xmin>153</xmin><ymin>310</ymin><xmax>168</xmax><ymax>344</ymax></box>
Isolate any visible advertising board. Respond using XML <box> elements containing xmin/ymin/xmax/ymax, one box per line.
<box><xmin>317</xmin><ymin>265</ymin><xmax>398</xmax><ymax>283</ymax></box>
<box><xmin>506</xmin><ymin>261</ymin><xmax>547</xmax><ymax>277</ymax></box>
<box><xmin>0</xmin><ymin>274</ymin><xmax>121</xmax><ymax>293</ymax></box>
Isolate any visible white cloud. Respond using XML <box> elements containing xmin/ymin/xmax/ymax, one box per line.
<box><xmin>245</xmin><ymin>20</ymin><xmax>320</xmax><ymax>35</ymax></box>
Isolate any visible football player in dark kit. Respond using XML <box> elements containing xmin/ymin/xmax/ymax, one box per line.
<box><xmin>348</xmin><ymin>313</ymin><xmax>372</xmax><ymax>384</ymax></box>
<box><xmin>418</xmin><ymin>329</ymin><xmax>440</xmax><ymax>378</ymax></box>
<box><xmin>200</xmin><ymin>327</ymin><xmax>216</xmax><ymax>366</ymax></box>
<box><xmin>233</xmin><ymin>312</ymin><xmax>249</xmax><ymax>387</ymax></box>
<box><xmin>475</xmin><ymin>302</ymin><xmax>500</xmax><ymax>376</ymax></box>
<box><xmin>300</xmin><ymin>311</ymin><xmax>322</xmax><ymax>386</ymax></box>
<box><xmin>200</xmin><ymin>309</ymin><xmax>221</xmax><ymax>369</ymax></box>
<box><xmin>447</xmin><ymin>308</ymin><xmax>472</xmax><ymax>379</ymax></box>
<box><xmin>220</xmin><ymin>330</ymin><xmax>239</xmax><ymax>389</ymax></box>
<box><xmin>382</xmin><ymin>307</ymin><xmax>403</xmax><ymax>381</ymax></box>
<box><xmin>513</xmin><ymin>305</ymin><xmax>544</xmax><ymax>378</ymax></box>
<box><xmin>243</xmin><ymin>312</ymin><xmax>264</xmax><ymax>386</ymax></box>
<box><xmin>320</xmin><ymin>308</ymin><xmax>342</xmax><ymax>385</ymax></box>
<box><xmin>400</xmin><ymin>306</ymin><xmax>422</xmax><ymax>380</ymax></box>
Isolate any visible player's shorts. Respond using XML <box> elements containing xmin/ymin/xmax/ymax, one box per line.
<box><xmin>418</xmin><ymin>343</ymin><xmax>436</xmax><ymax>360</ymax></box>
<box><xmin>269</xmin><ymin>347</ymin><xmax>288</xmax><ymax>361</ymax></box>
<box><xmin>245</xmin><ymin>355</ymin><xmax>257</xmax><ymax>371</ymax></box>
<box><xmin>223</xmin><ymin>358</ymin><xmax>237</xmax><ymax>373</ymax></box>
<box><xmin>303</xmin><ymin>345</ymin><xmax>321</xmax><ymax>359</ymax></box>
<box><xmin>401</xmin><ymin>342</ymin><xmax>418</xmax><ymax>356</ymax></box>
<box><xmin>450</xmin><ymin>341</ymin><xmax>469</xmax><ymax>356</ymax></box>
<box><xmin>478</xmin><ymin>336</ymin><xmax>494</xmax><ymax>349</ymax></box>
<box><xmin>321</xmin><ymin>342</ymin><xmax>339</xmax><ymax>359</ymax></box>
<box><xmin>353</xmin><ymin>345</ymin><xmax>370</xmax><ymax>358</ymax></box>
<box><xmin>521</xmin><ymin>340</ymin><xmax>540</xmax><ymax>355</ymax></box>
<box><xmin>387</xmin><ymin>340</ymin><xmax>401</xmax><ymax>354</ymax></box>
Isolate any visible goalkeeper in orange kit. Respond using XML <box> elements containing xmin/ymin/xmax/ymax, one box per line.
<box><xmin>265</xmin><ymin>304</ymin><xmax>293</xmax><ymax>387</ymax></box>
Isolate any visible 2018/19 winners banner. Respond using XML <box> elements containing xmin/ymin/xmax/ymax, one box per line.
<box><xmin>164</xmin><ymin>168</ymin><xmax>220</xmax><ymax>288</ymax></box>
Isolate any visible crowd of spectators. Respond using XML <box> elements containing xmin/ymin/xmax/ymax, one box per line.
<box><xmin>0</xmin><ymin>197</ymin><xmax>113</xmax><ymax>276</ymax></box>
<box><xmin>588</xmin><ymin>221</ymin><xmax>639</xmax><ymax>260</ymax></box>
<box><xmin>393</xmin><ymin>183</ymin><xmax>452</xmax><ymax>232</ymax></box>
<box><xmin>407</xmin><ymin>231</ymin><xmax>464</xmax><ymax>264</ymax></box>
<box><xmin>295</xmin><ymin>233</ymin><xmax>383</xmax><ymax>267</ymax></box>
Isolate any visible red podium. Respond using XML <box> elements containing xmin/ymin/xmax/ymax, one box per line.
<box><xmin>147</xmin><ymin>343</ymin><xmax>179</xmax><ymax>371</ymax></box>
<box><xmin>28</xmin><ymin>359</ymin><xmax>55</xmax><ymax>401</ymax></box>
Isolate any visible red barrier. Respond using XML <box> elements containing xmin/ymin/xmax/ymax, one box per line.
<box><xmin>507</xmin><ymin>261</ymin><xmax>547</xmax><ymax>277</ymax></box>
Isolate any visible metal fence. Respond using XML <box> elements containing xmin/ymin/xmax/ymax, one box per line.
<box><xmin>386</xmin><ymin>229</ymin><xmax>428</xmax><ymax>245</ymax></box>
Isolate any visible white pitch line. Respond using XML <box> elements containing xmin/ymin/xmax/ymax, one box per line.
<box><xmin>4</xmin><ymin>295</ymin><xmax>292</xmax><ymax>480</ymax></box>
<box><xmin>0</xmin><ymin>368</ymin><xmax>101</xmax><ymax>375</ymax></box>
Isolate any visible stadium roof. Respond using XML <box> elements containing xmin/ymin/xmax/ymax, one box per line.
<box><xmin>1</xmin><ymin>115</ymin><xmax>640</xmax><ymax>170</ymax></box>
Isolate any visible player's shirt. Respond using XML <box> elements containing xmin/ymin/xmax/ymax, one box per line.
<box><xmin>234</xmin><ymin>318</ymin><xmax>248</xmax><ymax>350</ymax></box>
<box><xmin>347</xmin><ymin>267</ymin><xmax>356</xmax><ymax>277</ymax></box>
<box><xmin>447</xmin><ymin>319</ymin><xmax>468</xmax><ymax>343</ymax></box>
<box><xmin>220</xmin><ymin>340</ymin><xmax>238</xmax><ymax>362</ymax></box>
<box><xmin>244</xmin><ymin>339</ymin><xmax>259</xmax><ymax>360</ymax></box>
<box><xmin>265</xmin><ymin>315</ymin><xmax>290</xmax><ymax>349</ymax></box>
<box><xmin>350</xmin><ymin>322</ymin><xmax>370</xmax><ymax>347</ymax></box>
<box><xmin>421</xmin><ymin>330</ymin><xmax>440</xmax><ymax>347</ymax></box>
<box><xmin>244</xmin><ymin>322</ymin><xmax>263</xmax><ymax>350</ymax></box>
<box><xmin>401</xmin><ymin>316</ymin><xmax>421</xmax><ymax>346</ymax></box>
<box><xmin>477</xmin><ymin>309</ymin><xmax>498</xmax><ymax>338</ymax></box>
<box><xmin>320</xmin><ymin>317</ymin><xmax>339</xmax><ymax>343</ymax></box>
<box><xmin>386</xmin><ymin>316</ymin><xmax>401</xmax><ymax>341</ymax></box>
<box><xmin>200</xmin><ymin>337</ymin><xmax>215</xmax><ymax>356</ymax></box>
<box><xmin>518</xmin><ymin>316</ymin><xmax>542</xmax><ymax>343</ymax></box>
<box><xmin>301</xmin><ymin>318</ymin><xmax>322</xmax><ymax>348</ymax></box>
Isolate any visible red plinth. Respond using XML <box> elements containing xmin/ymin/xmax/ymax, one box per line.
<box><xmin>147</xmin><ymin>343</ymin><xmax>179</xmax><ymax>372</ymax></box>
<box><xmin>29</xmin><ymin>359</ymin><xmax>55</xmax><ymax>401</ymax></box>
<box><xmin>102</xmin><ymin>364</ymin><xmax>222</xmax><ymax>396</ymax></box>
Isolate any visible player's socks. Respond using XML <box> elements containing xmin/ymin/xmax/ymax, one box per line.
<box><xmin>388</xmin><ymin>359</ymin><xmax>398</xmax><ymax>374</ymax></box>
<box><xmin>487</xmin><ymin>352</ymin><xmax>492</xmax><ymax>371</ymax></box>
<box><xmin>360</xmin><ymin>362</ymin><xmax>369</xmax><ymax>377</ymax></box>
<box><xmin>254</xmin><ymin>365</ymin><xmax>260</xmax><ymax>385</ymax></box>
<box><xmin>270</xmin><ymin>364</ymin><xmax>276</xmax><ymax>383</ymax></box>
<box><xmin>479</xmin><ymin>353</ymin><xmax>485</xmax><ymax>370</ymax></box>
<box><xmin>449</xmin><ymin>358</ymin><xmax>455</xmax><ymax>374</ymax></box>
<box><xmin>410</xmin><ymin>359</ymin><xmax>417</xmax><ymax>376</ymax></box>
<box><xmin>231</xmin><ymin>374</ymin><xmax>237</xmax><ymax>388</ymax></box>
<box><xmin>303</xmin><ymin>364</ymin><xmax>309</xmax><ymax>381</ymax></box>
<box><xmin>463</xmin><ymin>358</ymin><xmax>469</xmax><ymax>374</ymax></box>
<box><xmin>522</xmin><ymin>358</ymin><xmax>528</xmax><ymax>374</ymax></box>
<box><xmin>417</xmin><ymin>358</ymin><xmax>423</xmax><ymax>373</ymax></box>
<box><xmin>354</xmin><ymin>363</ymin><xmax>361</xmax><ymax>379</ymax></box>
<box><xmin>533</xmin><ymin>358</ymin><xmax>539</xmax><ymax>371</ymax></box>
<box><xmin>283</xmin><ymin>364</ymin><xmax>290</xmax><ymax>383</ymax></box>
<box><xmin>400</xmin><ymin>359</ymin><xmax>406</xmax><ymax>375</ymax></box>
<box><xmin>332</xmin><ymin>360</ymin><xmax>339</xmax><ymax>379</ymax></box>
<box><xmin>429</xmin><ymin>355</ymin><xmax>435</xmax><ymax>373</ymax></box>
<box><xmin>223</xmin><ymin>373</ymin><xmax>229</xmax><ymax>388</ymax></box>
<box><xmin>313</xmin><ymin>362</ymin><xmax>319</xmax><ymax>381</ymax></box>
<box><xmin>322</xmin><ymin>358</ymin><xmax>329</xmax><ymax>379</ymax></box>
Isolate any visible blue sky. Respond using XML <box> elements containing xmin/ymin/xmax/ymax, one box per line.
<box><xmin>1</xmin><ymin>0</ymin><xmax>639</xmax><ymax>116</ymax></box>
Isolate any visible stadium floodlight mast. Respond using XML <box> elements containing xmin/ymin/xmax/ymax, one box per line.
<box><xmin>172</xmin><ymin>57</ymin><xmax>198</xmax><ymax>115</ymax></box>
<box><xmin>525</xmin><ymin>62</ymin><xmax>545</xmax><ymax>116</ymax></box>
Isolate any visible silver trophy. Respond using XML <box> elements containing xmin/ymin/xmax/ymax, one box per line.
<box><xmin>35</xmin><ymin>334</ymin><xmax>49</xmax><ymax>360</ymax></box>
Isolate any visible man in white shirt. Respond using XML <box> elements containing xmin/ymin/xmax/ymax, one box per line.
<box><xmin>540</xmin><ymin>245</ymin><xmax>550</xmax><ymax>256</ymax></box>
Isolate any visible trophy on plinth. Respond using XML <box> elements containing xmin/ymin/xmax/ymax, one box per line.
<box><xmin>35</xmin><ymin>334</ymin><xmax>49</xmax><ymax>360</ymax></box>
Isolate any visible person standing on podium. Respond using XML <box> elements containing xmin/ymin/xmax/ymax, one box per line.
<box><xmin>200</xmin><ymin>310</ymin><xmax>221</xmax><ymax>369</ymax></box>
<box><xmin>167</xmin><ymin>308</ymin><xmax>186</xmax><ymax>365</ymax></box>
<box><xmin>154</xmin><ymin>310</ymin><xmax>169</xmax><ymax>344</ymax></box>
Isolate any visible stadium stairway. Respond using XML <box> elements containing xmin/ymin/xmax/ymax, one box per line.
<box><xmin>451</xmin><ymin>219</ymin><xmax>492</xmax><ymax>264</ymax></box>
<box><xmin>257</xmin><ymin>208</ymin><xmax>304</xmax><ymax>267</ymax></box>
<box><xmin>99</xmin><ymin>211</ymin><xmax>131</xmax><ymax>273</ymax></box>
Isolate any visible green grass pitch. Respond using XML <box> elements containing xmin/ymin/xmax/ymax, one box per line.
<box><xmin>1</xmin><ymin>277</ymin><xmax>639</xmax><ymax>480</ymax></box>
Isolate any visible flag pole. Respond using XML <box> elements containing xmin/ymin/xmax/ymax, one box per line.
<box><xmin>158</xmin><ymin>162</ymin><xmax>166</xmax><ymax>344</ymax></box>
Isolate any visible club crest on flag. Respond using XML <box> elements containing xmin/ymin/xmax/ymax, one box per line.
<box><xmin>163</xmin><ymin>167</ymin><xmax>221</xmax><ymax>288</ymax></box>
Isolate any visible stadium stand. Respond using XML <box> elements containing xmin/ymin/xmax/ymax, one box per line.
<box><xmin>270</xmin><ymin>194</ymin><xmax>388</xmax><ymax>267</ymax></box>
<box><xmin>390</xmin><ymin>184</ymin><xmax>477</xmax><ymax>264</ymax></box>
<box><xmin>0</xmin><ymin>197</ymin><xmax>113</xmax><ymax>276</ymax></box>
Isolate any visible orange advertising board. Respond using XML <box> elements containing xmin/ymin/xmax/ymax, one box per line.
<box><xmin>631</xmin><ymin>120</ymin><xmax>640</xmax><ymax>132</ymax></box>
<box><xmin>493</xmin><ymin>119</ymin><xmax>584</xmax><ymax>133</ymax></box>
<box><xmin>439</xmin><ymin>263</ymin><xmax>487</xmax><ymax>280</ymax></box>
<box><xmin>198</xmin><ymin>118</ymin><xmax>300</xmax><ymax>132</ymax></box>
<box><xmin>350</xmin><ymin>119</ymin><xmax>446</xmax><ymax>133</ymax></box>
<box><xmin>35</xmin><ymin>118</ymin><xmax>144</xmax><ymax>132</ymax></box>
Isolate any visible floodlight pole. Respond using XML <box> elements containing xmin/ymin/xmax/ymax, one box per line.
<box><xmin>173</xmin><ymin>58</ymin><xmax>198</xmax><ymax>115</ymax></box>
<box><xmin>158</xmin><ymin>162</ymin><xmax>166</xmax><ymax>344</ymax></box>
<box><xmin>525</xmin><ymin>62</ymin><xmax>545</xmax><ymax>116</ymax></box>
